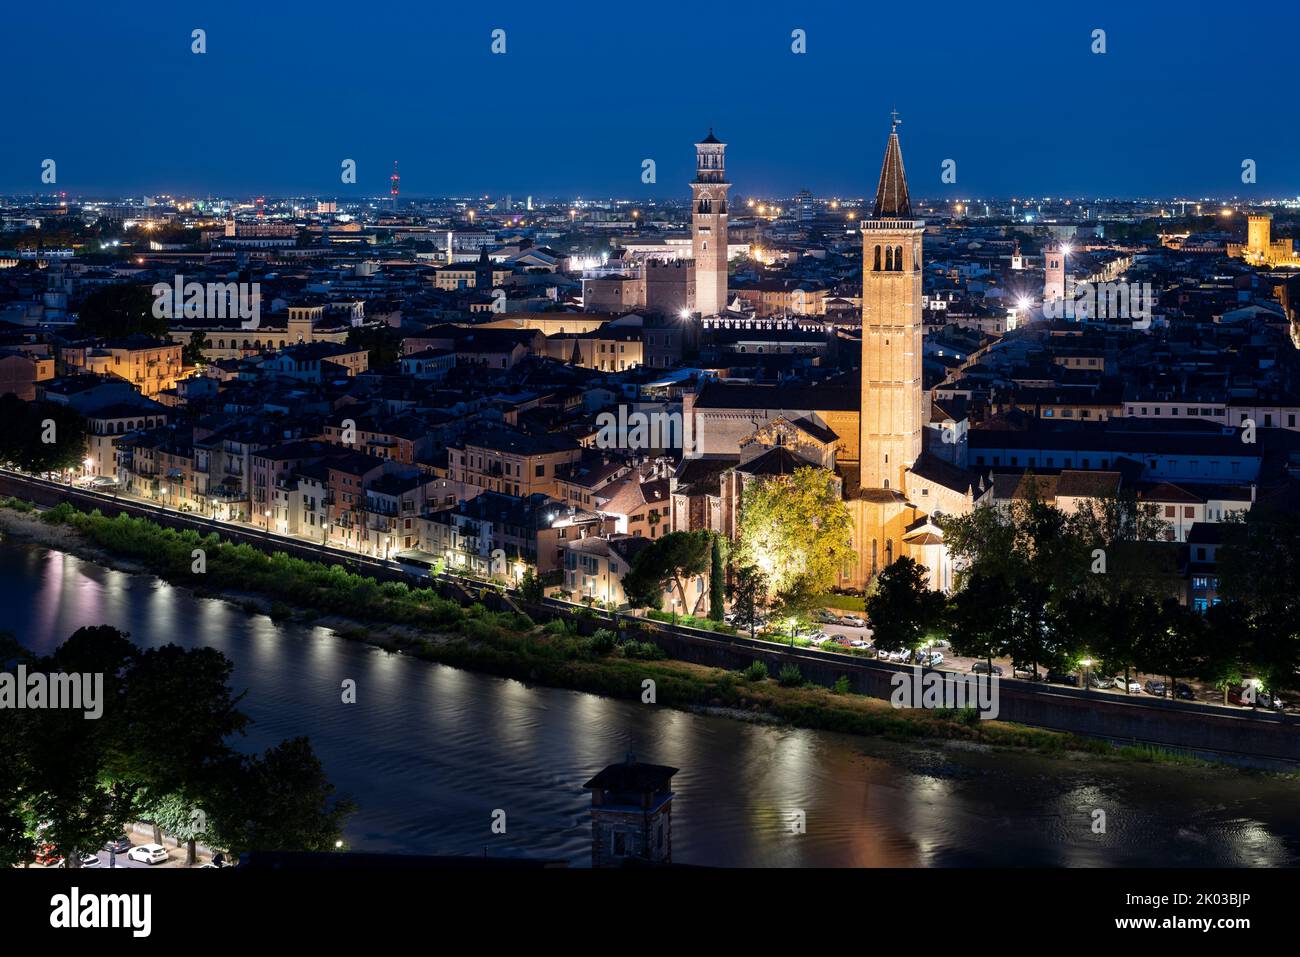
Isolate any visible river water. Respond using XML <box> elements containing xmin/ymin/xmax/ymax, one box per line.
<box><xmin>5</xmin><ymin>540</ymin><xmax>1298</xmax><ymax>867</ymax></box>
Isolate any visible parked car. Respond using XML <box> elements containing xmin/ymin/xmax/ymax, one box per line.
<box><xmin>1173</xmin><ymin>682</ymin><xmax>1195</xmax><ymax>700</ymax></box>
<box><xmin>815</xmin><ymin>611</ymin><xmax>840</xmax><ymax>625</ymax></box>
<box><xmin>1089</xmin><ymin>675</ymin><xmax>1115</xmax><ymax>690</ymax></box>
<box><xmin>1115</xmin><ymin>676</ymin><xmax>1143</xmax><ymax>694</ymax></box>
<box><xmin>1013</xmin><ymin>665</ymin><xmax>1040</xmax><ymax>681</ymax></box>
<box><xmin>59</xmin><ymin>854</ymin><xmax>100</xmax><ymax>868</ymax></box>
<box><xmin>840</xmin><ymin>616</ymin><xmax>866</xmax><ymax>629</ymax></box>
<box><xmin>1046</xmin><ymin>671</ymin><xmax>1080</xmax><ymax>687</ymax></box>
<box><xmin>887</xmin><ymin>648</ymin><xmax>911</xmax><ymax>663</ymax></box>
<box><xmin>127</xmin><ymin>843</ymin><xmax>169</xmax><ymax>865</ymax></box>
<box><xmin>920</xmin><ymin>651</ymin><xmax>944</xmax><ymax>667</ymax></box>
<box><xmin>1256</xmin><ymin>691</ymin><xmax>1286</xmax><ymax>711</ymax></box>
<box><xmin>971</xmin><ymin>662</ymin><xmax>1003</xmax><ymax>676</ymax></box>
<box><xmin>1144</xmin><ymin>679</ymin><xmax>1167</xmax><ymax>697</ymax></box>
<box><xmin>830</xmin><ymin>635</ymin><xmax>855</xmax><ymax>649</ymax></box>
<box><xmin>104</xmin><ymin>835</ymin><xmax>132</xmax><ymax>854</ymax></box>
<box><xmin>808</xmin><ymin>632</ymin><xmax>831</xmax><ymax>646</ymax></box>
<box><xmin>35</xmin><ymin>844</ymin><xmax>62</xmax><ymax>867</ymax></box>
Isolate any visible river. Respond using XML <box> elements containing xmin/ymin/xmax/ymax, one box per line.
<box><xmin>5</xmin><ymin>539</ymin><xmax>1298</xmax><ymax>867</ymax></box>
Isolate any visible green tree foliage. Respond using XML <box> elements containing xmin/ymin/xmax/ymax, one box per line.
<box><xmin>621</xmin><ymin>530</ymin><xmax>713</xmax><ymax>613</ymax></box>
<box><xmin>0</xmin><ymin>395</ymin><xmax>87</xmax><ymax>473</ymax></box>
<box><xmin>726</xmin><ymin>564</ymin><xmax>767</xmax><ymax>640</ymax></box>
<box><xmin>204</xmin><ymin>737</ymin><xmax>356</xmax><ymax>858</ymax></box>
<box><xmin>347</xmin><ymin>324</ymin><xmax>403</xmax><ymax>369</ymax></box>
<box><xmin>182</xmin><ymin>330</ymin><xmax>210</xmax><ymax>365</ymax></box>
<box><xmin>863</xmin><ymin>556</ymin><xmax>947</xmax><ymax>654</ymax></box>
<box><xmin>75</xmin><ymin>283</ymin><xmax>167</xmax><ymax>338</ymax></box>
<box><xmin>2</xmin><ymin>626</ymin><xmax>352</xmax><ymax>868</ymax></box>
<box><xmin>947</xmin><ymin>572</ymin><xmax>1011</xmax><ymax>673</ymax></box>
<box><xmin>733</xmin><ymin>466</ymin><xmax>855</xmax><ymax>599</ymax></box>
<box><xmin>708</xmin><ymin>534</ymin><xmax>726</xmax><ymax>621</ymax></box>
<box><xmin>1215</xmin><ymin>506</ymin><xmax>1300</xmax><ymax>692</ymax></box>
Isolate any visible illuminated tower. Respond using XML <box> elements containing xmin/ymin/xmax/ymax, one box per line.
<box><xmin>1247</xmin><ymin>213</ymin><xmax>1271</xmax><ymax>262</ymax></box>
<box><xmin>859</xmin><ymin>114</ymin><xmax>923</xmax><ymax>494</ymax></box>
<box><xmin>1043</xmin><ymin>243</ymin><xmax>1066</xmax><ymax>302</ymax></box>
<box><xmin>390</xmin><ymin>161</ymin><xmax>400</xmax><ymax>208</ymax></box>
<box><xmin>691</xmin><ymin>130</ymin><xmax>729</xmax><ymax>316</ymax></box>
<box><xmin>1011</xmin><ymin>239</ymin><xmax>1024</xmax><ymax>270</ymax></box>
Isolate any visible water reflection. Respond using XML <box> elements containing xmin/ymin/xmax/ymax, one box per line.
<box><xmin>5</xmin><ymin>540</ymin><xmax>1299</xmax><ymax>867</ymax></box>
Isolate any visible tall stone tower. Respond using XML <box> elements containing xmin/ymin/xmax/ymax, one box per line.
<box><xmin>1247</xmin><ymin>213</ymin><xmax>1272</xmax><ymax>262</ymax></box>
<box><xmin>859</xmin><ymin>116</ymin><xmax>923</xmax><ymax>494</ymax></box>
<box><xmin>1043</xmin><ymin>244</ymin><xmax>1066</xmax><ymax>302</ymax></box>
<box><xmin>691</xmin><ymin>130</ymin><xmax>729</xmax><ymax>316</ymax></box>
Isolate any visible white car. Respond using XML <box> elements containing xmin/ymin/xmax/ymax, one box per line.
<box><xmin>1115</xmin><ymin>677</ymin><xmax>1142</xmax><ymax>694</ymax></box>
<box><xmin>127</xmin><ymin>843</ymin><xmax>169</xmax><ymax>865</ymax></box>
<box><xmin>840</xmin><ymin>616</ymin><xmax>866</xmax><ymax>628</ymax></box>
<box><xmin>808</xmin><ymin>632</ymin><xmax>831</xmax><ymax>646</ymax></box>
<box><xmin>919</xmin><ymin>651</ymin><xmax>944</xmax><ymax>667</ymax></box>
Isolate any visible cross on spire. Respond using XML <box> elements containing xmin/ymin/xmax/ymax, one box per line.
<box><xmin>891</xmin><ymin>107</ymin><xmax>901</xmax><ymax>132</ymax></box>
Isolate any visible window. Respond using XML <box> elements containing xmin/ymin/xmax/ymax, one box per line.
<box><xmin>535</xmin><ymin>464</ymin><xmax>544</xmax><ymax>477</ymax></box>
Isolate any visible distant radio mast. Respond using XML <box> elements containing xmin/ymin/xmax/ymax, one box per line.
<box><xmin>390</xmin><ymin>161</ymin><xmax>400</xmax><ymax>207</ymax></box>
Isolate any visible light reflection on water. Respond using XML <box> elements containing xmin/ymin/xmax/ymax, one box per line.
<box><xmin>4</xmin><ymin>540</ymin><xmax>1298</xmax><ymax>867</ymax></box>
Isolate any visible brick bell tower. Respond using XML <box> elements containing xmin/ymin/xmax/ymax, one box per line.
<box><xmin>860</xmin><ymin>112</ymin><xmax>924</xmax><ymax>495</ymax></box>
<box><xmin>691</xmin><ymin>129</ymin><xmax>729</xmax><ymax>317</ymax></box>
<box><xmin>848</xmin><ymin>112</ymin><xmax>926</xmax><ymax>582</ymax></box>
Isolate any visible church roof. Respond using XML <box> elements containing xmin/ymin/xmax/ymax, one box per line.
<box><xmin>698</xmin><ymin>128</ymin><xmax>722</xmax><ymax>145</ymax></box>
<box><xmin>872</xmin><ymin>125</ymin><xmax>912</xmax><ymax>219</ymax></box>
<box><xmin>739</xmin><ymin>446</ymin><xmax>810</xmax><ymax>477</ymax></box>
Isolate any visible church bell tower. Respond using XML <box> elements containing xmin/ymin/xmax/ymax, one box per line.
<box><xmin>691</xmin><ymin>130</ymin><xmax>729</xmax><ymax>317</ymax></box>
<box><xmin>859</xmin><ymin>114</ymin><xmax>924</xmax><ymax>494</ymax></box>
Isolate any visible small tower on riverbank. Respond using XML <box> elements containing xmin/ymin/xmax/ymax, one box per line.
<box><xmin>584</xmin><ymin>754</ymin><xmax>677</xmax><ymax>868</ymax></box>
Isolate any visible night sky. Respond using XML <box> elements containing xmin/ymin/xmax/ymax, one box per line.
<box><xmin>3</xmin><ymin>0</ymin><xmax>1296</xmax><ymax>200</ymax></box>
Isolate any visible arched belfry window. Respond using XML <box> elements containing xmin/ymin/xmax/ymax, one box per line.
<box><xmin>873</xmin><ymin>245</ymin><xmax>882</xmax><ymax>271</ymax></box>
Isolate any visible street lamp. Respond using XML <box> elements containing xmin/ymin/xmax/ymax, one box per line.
<box><xmin>1081</xmin><ymin>657</ymin><xmax>1094</xmax><ymax>690</ymax></box>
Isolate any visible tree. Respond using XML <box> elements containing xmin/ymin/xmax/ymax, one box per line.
<box><xmin>864</xmin><ymin>557</ymin><xmax>947</xmax><ymax>655</ymax></box>
<box><xmin>517</xmin><ymin>567</ymin><xmax>544</xmax><ymax>604</ymax></box>
<box><xmin>9</xmin><ymin>627</ymin><xmax>352</xmax><ymax>867</ymax></box>
<box><xmin>733</xmin><ymin>466</ymin><xmax>855</xmax><ymax>599</ymax></box>
<box><xmin>1135</xmin><ymin>598</ymin><xmax>1204</xmax><ymax>698</ymax></box>
<box><xmin>708</xmin><ymin>534</ymin><xmax>725</xmax><ymax>621</ymax></box>
<box><xmin>76</xmin><ymin>283</ymin><xmax>166</xmax><ymax>338</ymax></box>
<box><xmin>621</xmin><ymin>530</ymin><xmax>713</xmax><ymax>614</ymax></box>
<box><xmin>947</xmin><ymin>572</ymin><xmax>1011</xmax><ymax>675</ymax></box>
<box><xmin>1216</xmin><ymin>506</ymin><xmax>1300</xmax><ymax>693</ymax></box>
<box><xmin>205</xmin><ymin>738</ymin><xmax>355</xmax><ymax>858</ymax></box>
<box><xmin>727</xmin><ymin>564</ymin><xmax>767</xmax><ymax>641</ymax></box>
<box><xmin>346</xmin><ymin>324</ymin><xmax>403</xmax><ymax>369</ymax></box>
<box><xmin>0</xmin><ymin>395</ymin><xmax>87</xmax><ymax>474</ymax></box>
<box><xmin>182</xmin><ymin>330</ymin><xmax>210</xmax><ymax>365</ymax></box>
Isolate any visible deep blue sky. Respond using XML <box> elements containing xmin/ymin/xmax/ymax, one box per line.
<box><xmin>3</xmin><ymin>0</ymin><xmax>1297</xmax><ymax>200</ymax></box>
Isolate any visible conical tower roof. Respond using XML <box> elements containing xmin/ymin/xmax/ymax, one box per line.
<box><xmin>872</xmin><ymin>120</ymin><xmax>911</xmax><ymax>219</ymax></box>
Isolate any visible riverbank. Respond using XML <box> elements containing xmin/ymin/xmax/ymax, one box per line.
<box><xmin>0</xmin><ymin>498</ymin><xmax>1262</xmax><ymax>771</ymax></box>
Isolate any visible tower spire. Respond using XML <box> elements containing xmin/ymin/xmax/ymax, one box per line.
<box><xmin>872</xmin><ymin>116</ymin><xmax>911</xmax><ymax>219</ymax></box>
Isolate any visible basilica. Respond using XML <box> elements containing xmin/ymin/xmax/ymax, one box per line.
<box><xmin>674</xmin><ymin>119</ymin><xmax>975</xmax><ymax>592</ymax></box>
